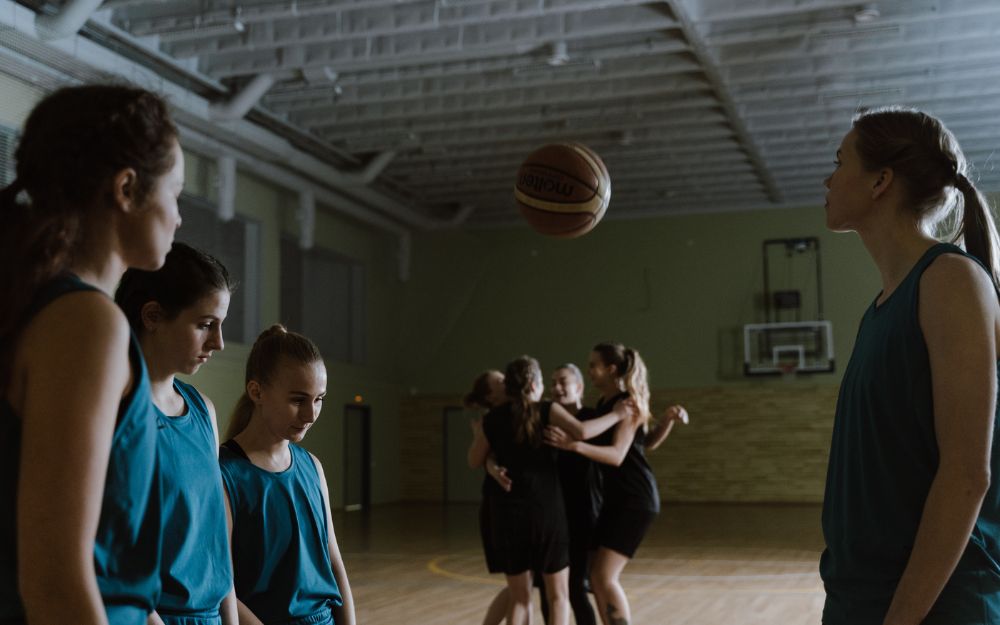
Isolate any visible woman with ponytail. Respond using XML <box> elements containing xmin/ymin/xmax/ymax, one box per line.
<box><xmin>471</xmin><ymin>356</ymin><xmax>570</xmax><ymax>625</ymax></box>
<box><xmin>546</xmin><ymin>342</ymin><xmax>686</xmax><ymax>625</ymax></box>
<box><xmin>114</xmin><ymin>242</ymin><xmax>236</xmax><ymax>625</ymax></box>
<box><xmin>1</xmin><ymin>85</ymin><xmax>182</xmax><ymax>625</ymax></box>
<box><xmin>219</xmin><ymin>325</ymin><xmax>355</xmax><ymax>625</ymax></box>
<box><xmin>470</xmin><ymin>357</ymin><xmax>632</xmax><ymax>625</ymax></box>
<box><xmin>821</xmin><ymin>107</ymin><xmax>1000</xmax><ymax>624</ymax></box>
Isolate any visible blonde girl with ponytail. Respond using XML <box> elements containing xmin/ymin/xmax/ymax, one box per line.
<box><xmin>219</xmin><ymin>325</ymin><xmax>355</xmax><ymax>625</ymax></box>
<box><xmin>546</xmin><ymin>342</ymin><xmax>687</xmax><ymax>625</ymax></box>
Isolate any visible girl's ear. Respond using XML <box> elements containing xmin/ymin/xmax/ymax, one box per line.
<box><xmin>140</xmin><ymin>301</ymin><xmax>162</xmax><ymax>333</ymax></box>
<box><xmin>111</xmin><ymin>167</ymin><xmax>139</xmax><ymax>213</ymax></box>
<box><xmin>247</xmin><ymin>380</ymin><xmax>263</xmax><ymax>404</ymax></box>
<box><xmin>871</xmin><ymin>167</ymin><xmax>894</xmax><ymax>200</ymax></box>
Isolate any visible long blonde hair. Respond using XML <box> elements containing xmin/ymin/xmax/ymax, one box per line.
<box><xmin>225</xmin><ymin>324</ymin><xmax>323</xmax><ymax>441</ymax></box>
<box><xmin>505</xmin><ymin>356</ymin><xmax>543</xmax><ymax>446</ymax></box>
<box><xmin>593</xmin><ymin>342</ymin><xmax>651</xmax><ymax>423</ymax></box>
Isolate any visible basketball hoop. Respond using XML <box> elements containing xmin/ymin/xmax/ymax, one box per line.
<box><xmin>778</xmin><ymin>363</ymin><xmax>798</xmax><ymax>381</ymax></box>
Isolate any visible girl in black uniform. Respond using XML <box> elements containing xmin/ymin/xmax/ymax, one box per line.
<box><xmin>464</xmin><ymin>369</ymin><xmax>517</xmax><ymax>625</ymax></box>
<box><xmin>548</xmin><ymin>343</ymin><xmax>687</xmax><ymax>625</ymax></box>
<box><xmin>550</xmin><ymin>363</ymin><xmax>600</xmax><ymax>625</ymax></box>
<box><xmin>472</xmin><ymin>356</ymin><xmax>569</xmax><ymax>625</ymax></box>
<box><xmin>472</xmin><ymin>357</ymin><xmax>633</xmax><ymax>625</ymax></box>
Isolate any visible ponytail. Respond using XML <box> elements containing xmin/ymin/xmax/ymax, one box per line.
<box><xmin>224</xmin><ymin>323</ymin><xmax>323</xmax><ymax>441</ymax></box>
<box><xmin>504</xmin><ymin>356</ymin><xmax>542</xmax><ymax>446</ymax></box>
<box><xmin>225</xmin><ymin>393</ymin><xmax>255</xmax><ymax>441</ymax></box>
<box><xmin>954</xmin><ymin>175</ymin><xmax>1000</xmax><ymax>290</ymax></box>
<box><xmin>623</xmin><ymin>348</ymin><xmax>651</xmax><ymax>424</ymax></box>
<box><xmin>851</xmin><ymin>107</ymin><xmax>1000</xmax><ymax>289</ymax></box>
<box><xmin>594</xmin><ymin>342</ymin><xmax>651</xmax><ymax>425</ymax></box>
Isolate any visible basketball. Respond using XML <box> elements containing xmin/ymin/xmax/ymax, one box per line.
<box><xmin>514</xmin><ymin>142</ymin><xmax>611</xmax><ymax>238</ymax></box>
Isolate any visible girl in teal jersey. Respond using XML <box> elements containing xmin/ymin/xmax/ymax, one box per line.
<box><xmin>821</xmin><ymin>107</ymin><xmax>1000</xmax><ymax>624</ymax></box>
<box><xmin>115</xmin><ymin>242</ymin><xmax>237</xmax><ymax>625</ymax></box>
<box><xmin>0</xmin><ymin>85</ymin><xmax>182</xmax><ymax>625</ymax></box>
<box><xmin>220</xmin><ymin>325</ymin><xmax>355</xmax><ymax>625</ymax></box>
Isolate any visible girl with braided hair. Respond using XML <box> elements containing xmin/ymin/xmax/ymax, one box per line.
<box><xmin>821</xmin><ymin>107</ymin><xmax>1000</xmax><ymax>624</ymax></box>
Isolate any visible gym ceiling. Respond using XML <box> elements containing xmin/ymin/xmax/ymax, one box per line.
<box><xmin>5</xmin><ymin>0</ymin><xmax>1000</xmax><ymax>228</ymax></box>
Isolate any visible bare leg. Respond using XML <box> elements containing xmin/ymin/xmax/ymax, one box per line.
<box><xmin>482</xmin><ymin>587</ymin><xmax>509</xmax><ymax>625</ymax></box>
<box><xmin>506</xmin><ymin>571</ymin><xmax>533</xmax><ymax>625</ymax></box>
<box><xmin>541</xmin><ymin>568</ymin><xmax>570</xmax><ymax>625</ymax></box>
<box><xmin>590</xmin><ymin>548</ymin><xmax>631</xmax><ymax>625</ymax></box>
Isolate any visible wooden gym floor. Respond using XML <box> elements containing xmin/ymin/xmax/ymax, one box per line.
<box><xmin>332</xmin><ymin>502</ymin><xmax>825</xmax><ymax>624</ymax></box>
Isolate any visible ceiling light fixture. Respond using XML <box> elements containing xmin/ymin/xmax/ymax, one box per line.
<box><xmin>232</xmin><ymin>7</ymin><xmax>246</xmax><ymax>33</ymax></box>
<box><xmin>854</xmin><ymin>4</ymin><xmax>880</xmax><ymax>24</ymax></box>
<box><xmin>548</xmin><ymin>41</ymin><xmax>570</xmax><ymax>66</ymax></box>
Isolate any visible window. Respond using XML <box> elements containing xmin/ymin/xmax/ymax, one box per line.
<box><xmin>176</xmin><ymin>194</ymin><xmax>260</xmax><ymax>344</ymax></box>
<box><xmin>281</xmin><ymin>239</ymin><xmax>366</xmax><ymax>364</ymax></box>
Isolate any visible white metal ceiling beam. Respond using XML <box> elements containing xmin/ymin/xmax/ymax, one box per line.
<box><xmin>0</xmin><ymin>0</ymin><xmax>462</xmax><ymax>233</ymax></box>
<box><xmin>266</xmin><ymin>56</ymin><xmax>701</xmax><ymax>113</ymax></box>
<box><xmin>392</xmin><ymin>137</ymin><xmax>742</xmax><ymax>166</ymax></box>
<box><xmin>663</xmin><ymin>0</ymin><xmax>782</xmax><ymax>204</ymax></box>
<box><xmin>390</xmin><ymin>143</ymin><xmax>749</xmax><ymax>179</ymax></box>
<box><xmin>721</xmin><ymin>39</ymin><xmax>1000</xmax><ymax>88</ymax></box>
<box><xmin>200</xmin><ymin>9</ymin><xmax>681</xmax><ymax>78</ymax></box>
<box><xmin>682</xmin><ymin>0</ymin><xmax>863</xmax><ymax>23</ymax></box>
<box><xmin>742</xmin><ymin>95</ymin><xmax>1000</xmax><ymax>131</ymax></box>
<box><xmin>132</xmin><ymin>0</ymin><xmax>660</xmax><ymax>44</ymax></box>
<box><xmin>297</xmin><ymin>78</ymin><xmax>710</xmax><ymax>131</ymax></box>
<box><xmin>327</xmin><ymin>109</ymin><xmax>730</xmax><ymax>153</ymax></box>
<box><xmin>34</xmin><ymin>0</ymin><xmax>104</xmax><ymax>39</ymax></box>
<box><xmin>169</xmin><ymin>4</ymin><xmax>674</xmax><ymax>61</ymax></box>
<box><xmin>260</xmin><ymin>38</ymin><xmax>695</xmax><ymax>92</ymax></box>
<box><xmin>700</xmin><ymin>1</ymin><xmax>1000</xmax><ymax>48</ymax></box>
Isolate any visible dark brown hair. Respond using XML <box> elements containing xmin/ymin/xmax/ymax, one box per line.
<box><xmin>852</xmin><ymin>107</ymin><xmax>1000</xmax><ymax>287</ymax></box>
<box><xmin>504</xmin><ymin>356</ymin><xmax>543</xmax><ymax>445</ymax></box>
<box><xmin>464</xmin><ymin>370</ymin><xmax>502</xmax><ymax>409</ymax></box>
<box><xmin>115</xmin><ymin>242</ymin><xmax>233</xmax><ymax>335</ymax></box>
<box><xmin>225</xmin><ymin>324</ymin><xmax>323</xmax><ymax>440</ymax></box>
<box><xmin>0</xmin><ymin>84</ymin><xmax>178</xmax><ymax>389</ymax></box>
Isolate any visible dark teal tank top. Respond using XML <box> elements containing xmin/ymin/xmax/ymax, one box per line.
<box><xmin>1</xmin><ymin>274</ymin><xmax>162</xmax><ymax>625</ymax></box>
<box><xmin>155</xmin><ymin>380</ymin><xmax>232</xmax><ymax>621</ymax></box>
<box><xmin>219</xmin><ymin>441</ymin><xmax>342</xmax><ymax>624</ymax></box>
<box><xmin>821</xmin><ymin>243</ymin><xmax>1000</xmax><ymax>624</ymax></box>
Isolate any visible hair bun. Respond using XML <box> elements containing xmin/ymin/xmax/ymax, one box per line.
<box><xmin>262</xmin><ymin>324</ymin><xmax>288</xmax><ymax>338</ymax></box>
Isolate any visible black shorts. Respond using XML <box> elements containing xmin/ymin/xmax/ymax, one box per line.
<box><xmin>492</xmin><ymin>499</ymin><xmax>569</xmax><ymax>575</ymax></box>
<box><xmin>592</xmin><ymin>506</ymin><xmax>657</xmax><ymax>558</ymax></box>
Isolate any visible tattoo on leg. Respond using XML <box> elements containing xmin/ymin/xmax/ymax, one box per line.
<box><xmin>606</xmin><ymin>603</ymin><xmax>628</xmax><ymax>625</ymax></box>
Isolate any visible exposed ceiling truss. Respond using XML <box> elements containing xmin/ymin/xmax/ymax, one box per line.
<box><xmin>7</xmin><ymin>0</ymin><xmax>1000</xmax><ymax>226</ymax></box>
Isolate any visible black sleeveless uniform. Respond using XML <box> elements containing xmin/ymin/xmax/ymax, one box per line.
<box><xmin>479</xmin><ymin>453</ymin><xmax>505</xmax><ymax>573</ymax></box>
<box><xmin>483</xmin><ymin>401</ymin><xmax>569</xmax><ymax>575</ymax></box>
<box><xmin>556</xmin><ymin>406</ymin><xmax>602</xmax><ymax>625</ymax></box>
<box><xmin>591</xmin><ymin>393</ymin><xmax>660</xmax><ymax>558</ymax></box>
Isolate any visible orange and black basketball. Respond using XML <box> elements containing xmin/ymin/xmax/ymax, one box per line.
<box><xmin>514</xmin><ymin>142</ymin><xmax>611</xmax><ymax>238</ymax></box>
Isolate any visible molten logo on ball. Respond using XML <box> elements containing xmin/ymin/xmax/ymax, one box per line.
<box><xmin>517</xmin><ymin>171</ymin><xmax>575</xmax><ymax>198</ymax></box>
<box><xmin>514</xmin><ymin>143</ymin><xmax>611</xmax><ymax>239</ymax></box>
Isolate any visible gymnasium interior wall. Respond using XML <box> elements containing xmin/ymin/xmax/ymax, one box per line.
<box><xmin>396</xmin><ymin>209</ymin><xmax>881</xmax><ymax>503</ymax></box>
<box><xmin>0</xmin><ymin>68</ymin><xmax>927</xmax><ymax>504</ymax></box>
